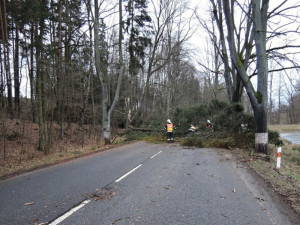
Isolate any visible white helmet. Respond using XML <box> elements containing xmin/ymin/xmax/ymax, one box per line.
<box><xmin>167</xmin><ymin>119</ymin><xmax>171</xmax><ymax>123</ymax></box>
<box><xmin>207</xmin><ymin>120</ymin><xmax>211</xmax><ymax>123</ymax></box>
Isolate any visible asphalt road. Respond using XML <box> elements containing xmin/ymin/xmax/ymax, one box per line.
<box><xmin>0</xmin><ymin>142</ymin><xmax>297</xmax><ymax>225</ymax></box>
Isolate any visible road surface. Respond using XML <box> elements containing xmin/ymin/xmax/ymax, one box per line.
<box><xmin>0</xmin><ymin>142</ymin><xmax>297</xmax><ymax>225</ymax></box>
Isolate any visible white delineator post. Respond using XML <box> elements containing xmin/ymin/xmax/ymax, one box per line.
<box><xmin>276</xmin><ymin>147</ymin><xmax>282</xmax><ymax>168</ymax></box>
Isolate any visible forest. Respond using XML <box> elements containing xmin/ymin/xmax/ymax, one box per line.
<box><xmin>0</xmin><ymin>0</ymin><xmax>300</xmax><ymax>156</ymax></box>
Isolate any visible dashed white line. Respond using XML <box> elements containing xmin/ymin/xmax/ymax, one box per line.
<box><xmin>49</xmin><ymin>153</ymin><xmax>161</xmax><ymax>224</ymax></box>
<box><xmin>151</xmin><ymin>151</ymin><xmax>162</xmax><ymax>159</ymax></box>
<box><xmin>49</xmin><ymin>200</ymin><xmax>91</xmax><ymax>225</ymax></box>
<box><xmin>115</xmin><ymin>164</ymin><xmax>142</xmax><ymax>183</ymax></box>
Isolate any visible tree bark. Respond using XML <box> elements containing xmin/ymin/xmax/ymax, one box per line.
<box><xmin>1</xmin><ymin>0</ymin><xmax>13</xmax><ymax>115</ymax></box>
<box><xmin>209</xmin><ymin>0</ymin><xmax>252</xmax><ymax>104</ymax></box>
<box><xmin>252</xmin><ymin>0</ymin><xmax>269</xmax><ymax>153</ymax></box>
<box><xmin>29</xmin><ymin>24</ymin><xmax>37</xmax><ymax>123</ymax></box>
<box><xmin>0</xmin><ymin>43</ymin><xmax>3</xmax><ymax>107</ymax></box>
<box><xmin>36</xmin><ymin>1</ymin><xmax>47</xmax><ymax>153</ymax></box>
<box><xmin>0</xmin><ymin>4</ymin><xmax>4</xmax><ymax>108</ymax></box>
<box><xmin>222</xmin><ymin>0</ymin><xmax>269</xmax><ymax>154</ymax></box>
<box><xmin>93</xmin><ymin>0</ymin><xmax>124</xmax><ymax>144</ymax></box>
<box><xmin>57</xmin><ymin>0</ymin><xmax>64</xmax><ymax>140</ymax></box>
<box><xmin>14</xmin><ymin>20</ymin><xmax>20</xmax><ymax>118</ymax></box>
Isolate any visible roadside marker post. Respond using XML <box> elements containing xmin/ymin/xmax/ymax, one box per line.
<box><xmin>276</xmin><ymin>147</ymin><xmax>282</xmax><ymax>168</ymax></box>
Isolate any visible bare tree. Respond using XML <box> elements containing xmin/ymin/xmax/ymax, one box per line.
<box><xmin>138</xmin><ymin>0</ymin><xmax>195</xmax><ymax>120</ymax></box>
<box><xmin>36</xmin><ymin>0</ymin><xmax>48</xmax><ymax>152</ymax></box>
<box><xmin>282</xmin><ymin>71</ymin><xmax>299</xmax><ymax>124</ymax></box>
<box><xmin>204</xmin><ymin>0</ymin><xmax>300</xmax><ymax>153</ymax></box>
<box><xmin>220</xmin><ymin>0</ymin><xmax>269</xmax><ymax>153</ymax></box>
<box><xmin>13</xmin><ymin>0</ymin><xmax>21</xmax><ymax>118</ymax></box>
<box><xmin>93</xmin><ymin>0</ymin><xmax>124</xmax><ymax>144</ymax></box>
<box><xmin>198</xmin><ymin>1</ymin><xmax>247</xmax><ymax>104</ymax></box>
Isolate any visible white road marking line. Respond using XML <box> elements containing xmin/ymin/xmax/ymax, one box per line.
<box><xmin>115</xmin><ymin>164</ymin><xmax>142</xmax><ymax>183</ymax></box>
<box><xmin>49</xmin><ymin>200</ymin><xmax>91</xmax><ymax>225</ymax></box>
<box><xmin>49</xmin><ymin>152</ymin><xmax>160</xmax><ymax>224</ymax></box>
<box><xmin>151</xmin><ymin>151</ymin><xmax>162</xmax><ymax>159</ymax></box>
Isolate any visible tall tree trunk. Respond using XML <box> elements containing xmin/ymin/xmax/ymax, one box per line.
<box><xmin>29</xmin><ymin>24</ymin><xmax>37</xmax><ymax>123</ymax></box>
<box><xmin>94</xmin><ymin>0</ymin><xmax>109</xmax><ymax>143</ymax></box>
<box><xmin>94</xmin><ymin>0</ymin><xmax>124</xmax><ymax>144</ymax></box>
<box><xmin>36</xmin><ymin>1</ymin><xmax>47</xmax><ymax>153</ymax></box>
<box><xmin>37</xmin><ymin>40</ymin><xmax>46</xmax><ymax>152</ymax></box>
<box><xmin>213</xmin><ymin>40</ymin><xmax>220</xmax><ymax>99</ymax></box>
<box><xmin>0</xmin><ymin>6</ymin><xmax>4</xmax><ymax>108</ymax></box>
<box><xmin>268</xmin><ymin>72</ymin><xmax>273</xmax><ymax>124</ymax></box>
<box><xmin>14</xmin><ymin>20</ymin><xmax>20</xmax><ymax>118</ymax></box>
<box><xmin>0</xmin><ymin>45</ymin><xmax>3</xmax><ymax>107</ymax></box>
<box><xmin>232</xmin><ymin>71</ymin><xmax>243</xmax><ymax>103</ymax></box>
<box><xmin>277</xmin><ymin>75</ymin><xmax>281</xmax><ymax>123</ymax></box>
<box><xmin>222</xmin><ymin>0</ymin><xmax>269</xmax><ymax>154</ymax></box>
<box><xmin>1</xmin><ymin>0</ymin><xmax>13</xmax><ymax>115</ymax></box>
<box><xmin>57</xmin><ymin>0</ymin><xmax>64</xmax><ymax>140</ymax></box>
<box><xmin>166</xmin><ymin>32</ymin><xmax>172</xmax><ymax>118</ymax></box>
<box><xmin>87</xmin><ymin>0</ymin><xmax>96</xmax><ymax>127</ymax></box>
<box><xmin>252</xmin><ymin>0</ymin><xmax>269</xmax><ymax>153</ymax></box>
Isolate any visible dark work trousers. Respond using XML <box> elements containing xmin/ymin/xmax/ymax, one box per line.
<box><xmin>167</xmin><ymin>132</ymin><xmax>173</xmax><ymax>140</ymax></box>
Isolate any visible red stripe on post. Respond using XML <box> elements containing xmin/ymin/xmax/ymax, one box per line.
<box><xmin>277</xmin><ymin>152</ymin><xmax>281</xmax><ymax>157</ymax></box>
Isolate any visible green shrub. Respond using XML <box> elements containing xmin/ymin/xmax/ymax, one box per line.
<box><xmin>172</xmin><ymin>100</ymin><xmax>258</xmax><ymax>149</ymax></box>
<box><xmin>173</xmin><ymin>104</ymin><xmax>209</xmax><ymax>135</ymax></box>
<box><xmin>268</xmin><ymin>130</ymin><xmax>284</xmax><ymax>146</ymax></box>
<box><xmin>125</xmin><ymin>130</ymin><xmax>151</xmax><ymax>141</ymax></box>
<box><xmin>206</xmin><ymin>138</ymin><xmax>235</xmax><ymax>149</ymax></box>
<box><xmin>181</xmin><ymin>135</ymin><xmax>204</xmax><ymax>148</ymax></box>
<box><xmin>235</xmin><ymin>132</ymin><xmax>255</xmax><ymax>149</ymax></box>
<box><xmin>142</xmin><ymin>133</ymin><xmax>165</xmax><ymax>143</ymax></box>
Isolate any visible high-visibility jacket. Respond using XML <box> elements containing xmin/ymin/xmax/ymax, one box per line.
<box><xmin>166</xmin><ymin>123</ymin><xmax>174</xmax><ymax>132</ymax></box>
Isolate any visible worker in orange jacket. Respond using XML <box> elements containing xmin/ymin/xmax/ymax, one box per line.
<box><xmin>164</xmin><ymin>119</ymin><xmax>175</xmax><ymax>141</ymax></box>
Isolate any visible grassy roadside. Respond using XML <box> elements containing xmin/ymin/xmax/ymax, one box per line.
<box><xmin>260</xmin><ymin>124</ymin><xmax>300</xmax><ymax>215</ymax></box>
<box><xmin>269</xmin><ymin>124</ymin><xmax>300</xmax><ymax>133</ymax></box>
<box><xmin>231</xmin><ymin>144</ymin><xmax>300</xmax><ymax>215</ymax></box>
<box><xmin>231</xmin><ymin>124</ymin><xmax>300</xmax><ymax>215</ymax></box>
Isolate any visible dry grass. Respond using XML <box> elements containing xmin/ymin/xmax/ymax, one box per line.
<box><xmin>269</xmin><ymin>124</ymin><xmax>300</xmax><ymax>133</ymax></box>
<box><xmin>0</xmin><ymin>143</ymin><xmax>104</xmax><ymax>179</ymax></box>
<box><xmin>0</xmin><ymin>118</ymin><xmax>124</xmax><ymax>179</ymax></box>
<box><xmin>232</xmin><ymin>143</ymin><xmax>300</xmax><ymax>215</ymax></box>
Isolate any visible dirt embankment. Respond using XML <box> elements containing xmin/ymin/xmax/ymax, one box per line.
<box><xmin>0</xmin><ymin>118</ymin><xmax>108</xmax><ymax>179</ymax></box>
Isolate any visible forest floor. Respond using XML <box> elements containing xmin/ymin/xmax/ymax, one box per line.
<box><xmin>0</xmin><ymin>118</ymin><xmax>126</xmax><ymax>180</ymax></box>
<box><xmin>0</xmin><ymin>119</ymin><xmax>299</xmax><ymax>216</ymax></box>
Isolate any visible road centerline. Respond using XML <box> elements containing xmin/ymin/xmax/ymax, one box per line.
<box><xmin>115</xmin><ymin>164</ymin><xmax>142</xmax><ymax>183</ymax></box>
<box><xmin>49</xmin><ymin>199</ymin><xmax>91</xmax><ymax>225</ymax></box>
<box><xmin>150</xmin><ymin>151</ymin><xmax>162</xmax><ymax>159</ymax></box>
<box><xmin>48</xmin><ymin>149</ymin><xmax>162</xmax><ymax>224</ymax></box>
